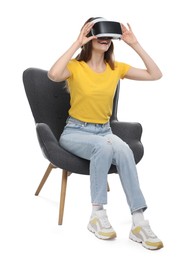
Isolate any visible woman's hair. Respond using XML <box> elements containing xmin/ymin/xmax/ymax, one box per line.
<box><xmin>75</xmin><ymin>17</ymin><xmax>115</xmax><ymax>70</ymax></box>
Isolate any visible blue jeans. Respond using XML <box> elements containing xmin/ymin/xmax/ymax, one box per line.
<box><xmin>59</xmin><ymin>117</ymin><xmax>147</xmax><ymax>214</ymax></box>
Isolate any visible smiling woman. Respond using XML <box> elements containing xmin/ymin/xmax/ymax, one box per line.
<box><xmin>47</xmin><ymin>16</ymin><xmax>163</xmax><ymax>250</ymax></box>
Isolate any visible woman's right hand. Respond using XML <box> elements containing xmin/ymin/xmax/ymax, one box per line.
<box><xmin>77</xmin><ymin>22</ymin><xmax>97</xmax><ymax>47</ymax></box>
<box><xmin>48</xmin><ymin>22</ymin><xmax>97</xmax><ymax>82</ymax></box>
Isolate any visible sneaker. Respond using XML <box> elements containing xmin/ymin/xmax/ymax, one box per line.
<box><xmin>129</xmin><ymin>220</ymin><xmax>163</xmax><ymax>250</ymax></box>
<box><xmin>87</xmin><ymin>209</ymin><xmax>117</xmax><ymax>240</ymax></box>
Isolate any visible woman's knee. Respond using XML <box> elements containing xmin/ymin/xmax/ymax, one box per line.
<box><xmin>113</xmin><ymin>140</ymin><xmax>135</xmax><ymax>162</ymax></box>
<box><xmin>92</xmin><ymin>139</ymin><xmax>113</xmax><ymax>158</ymax></box>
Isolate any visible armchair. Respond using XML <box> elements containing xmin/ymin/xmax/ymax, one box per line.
<box><xmin>23</xmin><ymin>67</ymin><xmax>144</xmax><ymax>225</ymax></box>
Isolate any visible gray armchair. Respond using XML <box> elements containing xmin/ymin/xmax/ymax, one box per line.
<box><xmin>23</xmin><ymin>67</ymin><xmax>144</xmax><ymax>225</ymax></box>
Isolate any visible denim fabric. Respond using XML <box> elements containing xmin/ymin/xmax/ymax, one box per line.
<box><xmin>59</xmin><ymin>117</ymin><xmax>147</xmax><ymax>214</ymax></box>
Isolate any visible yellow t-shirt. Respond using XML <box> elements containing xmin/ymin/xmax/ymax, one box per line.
<box><xmin>66</xmin><ymin>59</ymin><xmax>131</xmax><ymax>124</ymax></box>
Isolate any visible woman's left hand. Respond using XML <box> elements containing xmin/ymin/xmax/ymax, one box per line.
<box><xmin>121</xmin><ymin>23</ymin><xmax>138</xmax><ymax>46</ymax></box>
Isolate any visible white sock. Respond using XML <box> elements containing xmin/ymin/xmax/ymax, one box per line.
<box><xmin>92</xmin><ymin>204</ymin><xmax>103</xmax><ymax>213</ymax></box>
<box><xmin>132</xmin><ymin>209</ymin><xmax>145</xmax><ymax>225</ymax></box>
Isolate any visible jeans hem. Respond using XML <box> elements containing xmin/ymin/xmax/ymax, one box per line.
<box><xmin>91</xmin><ymin>201</ymin><xmax>107</xmax><ymax>205</ymax></box>
<box><xmin>131</xmin><ymin>205</ymin><xmax>147</xmax><ymax>214</ymax></box>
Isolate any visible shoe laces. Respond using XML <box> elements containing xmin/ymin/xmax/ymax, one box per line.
<box><xmin>143</xmin><ymin>224</ymin><xmax>157</xmax><ymax>238</ymax></box>
<box><xmin>99</xmin><ymin>215</ymin><xmax>111</xmax><ymax>229</ymax></box>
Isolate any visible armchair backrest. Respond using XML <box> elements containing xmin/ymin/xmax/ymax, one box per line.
<box><xmin>23</xmin><ymin>68</ymin><xmax>120</xmax><ymax>140</ymax></box>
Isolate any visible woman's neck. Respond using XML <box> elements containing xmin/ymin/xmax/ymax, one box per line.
<box><xmin>87</xmin><ymin>54</ymin><xmax>106</xmax><ymax>73</ymax></box>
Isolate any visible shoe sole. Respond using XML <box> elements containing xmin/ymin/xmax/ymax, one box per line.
<box><xmin>129</xmin><ymin>232</ymin><xmax>163</xmax><ymax>250</ymax></box>
<box><xmin>87</xmin><ymin>223</ymin><xmax>117</xmax><ymax>240</ymax></box>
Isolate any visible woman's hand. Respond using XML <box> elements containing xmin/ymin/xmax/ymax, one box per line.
<box><xmin>48</xmin><ymin>22</ymin><xmax>96</xmax><ymax>81</ymax></box>
<box><xmin>77</xmin><ymin>22</ymin><xmax>97</xmax><ymax>47</ymax></box>
<box><xmin>121</xmin><ymin>22</ymin><xmax>162</xmax><ymax>80</ymax></box>
<box><xmin>121</xmin><ymin>23</ymin><xmax>138</xmax><ymax>46</ymax></box>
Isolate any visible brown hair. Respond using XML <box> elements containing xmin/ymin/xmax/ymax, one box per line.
<box><xmin>75</xmin><ymin>17</ymin><xmax>115</xmax><ymax>70</ymax></box>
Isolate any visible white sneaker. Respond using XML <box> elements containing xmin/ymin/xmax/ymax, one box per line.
<box><xmin>87</xmin><ymin>209</ymin><xmax>116</xmax><ymax>240</ymax></box>
<box><xmin>129</xmin><ymin>220</ymin><xmax>164</xmax><ymax>250</ymax></box>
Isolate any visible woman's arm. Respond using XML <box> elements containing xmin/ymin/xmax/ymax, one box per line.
<box><xmin>48</xmin><ymin>22</ymin><xmax>96</xmax><ymax>82</ymax></box>
<box><xmin>48</xmin><ymin>41</ymin><xmax>80</xmax><ymax>82</ymax></box>
<box><xmin>121</xmin><ymin>23</ymin><xmax>162</xmax><ymax>81</ymax></box>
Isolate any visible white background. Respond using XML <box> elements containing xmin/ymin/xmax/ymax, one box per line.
<box><xmin>1</xmin><ymin>0</ymin><xmax>196</xmax><ymax>259</ymax></box>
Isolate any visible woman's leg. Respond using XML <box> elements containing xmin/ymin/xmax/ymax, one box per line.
<box><xmin>60</xmin><ymin>122</ymin><xmax>117</xmax><ymax>240</ymax></box>
<box><xmin>59</xmin><ymin>124</ymin><xmax>113</xmax><ymax>205</ymax></box>
<box><xmin>105</xmin><ymin>133</ymin><xmax>147</xmax><ymax>214</ymax></box>
<box><xmin>104</xmin><ymin>134</ymin><xmax>163</xmax><ymax>249</ymax></box>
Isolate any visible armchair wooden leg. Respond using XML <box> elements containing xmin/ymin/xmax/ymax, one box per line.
<box><xmin>35</xmin><ymin>163</ymin><xmax>55</xmax><ymax>196</ymax></box>
<box><xmin>58</xmin><ymin>169</ymin><xmax>68</xmax><ymax>225</ymax></box>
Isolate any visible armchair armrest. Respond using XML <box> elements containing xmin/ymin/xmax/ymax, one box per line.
<box><xmin>36</xmin><ymin>123</ymin><xmax>65</xmax><ymax>163</ymax></box>
<box><xmin>110</xmin><ymin>120</ymin><xmax>144</xmax><ymax>164</ymax></box>
<box><xmin>35</xmin><ymin>123</ymin><xmax>90</xmax><ymax>173</ymax></box>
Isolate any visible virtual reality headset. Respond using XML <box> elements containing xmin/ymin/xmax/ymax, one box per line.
<box><xmin>90</xmin><ymin>18</ymin><xmax>122</xmax><ymax>39</ymax></box>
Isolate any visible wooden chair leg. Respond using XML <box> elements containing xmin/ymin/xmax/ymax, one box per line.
<box><xmin>58</xmin><ymin>169</ymin><xmax>68</xmax><ymax>225</ymax></box>
<box><xmin>35</xmin><ymin>163</ymin><xmax>55</xmax><ymax>196</ymax></box>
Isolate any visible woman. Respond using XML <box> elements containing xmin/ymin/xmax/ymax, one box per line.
<box><xmin>48</xmin><ymin>17</ymin><xmax>163</xmax><ymax>250</ymax></box>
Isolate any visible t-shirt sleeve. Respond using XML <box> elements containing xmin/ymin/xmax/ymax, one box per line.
<box><xmin>115</xmin><ymin>62</ymin><xmax>131</xmax><ymax>79</ymax></box>
<box><xmin>66</xmin><ymin>59</ymin><xmax>78</xmax><ymax>77</ymax></box>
